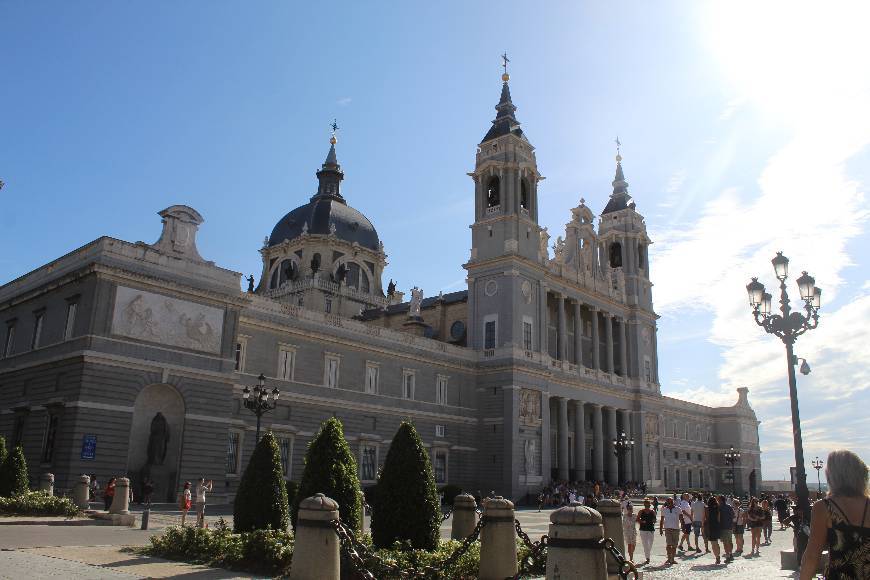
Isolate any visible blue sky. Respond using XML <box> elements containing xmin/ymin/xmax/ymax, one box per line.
<box><xmin>2</xmin><ymin>1</ymin><xmax>868</xmax><ymax>481</ymax></box>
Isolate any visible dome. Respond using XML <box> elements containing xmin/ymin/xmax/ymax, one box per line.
<box><xmin>268</xmin><ymin>197</ymin><xmax>380</xmax><ymax>250</ymax></box>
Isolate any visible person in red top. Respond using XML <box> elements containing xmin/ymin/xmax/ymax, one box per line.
<box><xmin>103</xmin><ymin>477</ymin><xmax>116</xmax><ymax>511</ymax></box>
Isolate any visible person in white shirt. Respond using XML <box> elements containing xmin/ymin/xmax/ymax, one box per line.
<box><xmin>659</xmin><ymin>497</ymin><xmax>682</xmax><ymax>565</ymax></box>
<box><xmin>678</xmin><ymin>493</ymin><xmax>694</xmax><ymax>551</ymax></box>
<box><xmin>691</xmin><ymin>494</ymin><xmax>708</xmax><ymax>553</ymax></box>
<box><xmin>195</xmin><ymin>478</ymin><xmax>213</xmax><ymax>528</ymax></box>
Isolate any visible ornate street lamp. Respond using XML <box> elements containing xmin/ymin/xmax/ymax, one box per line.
<box><xmin>812</xmin><ymin>456</ymin><xmax>824</xmax><ymax>496</ymax></box>
<box><xmin>612</xmin><ymin>431</ymin><xmax>635</xmax><ymax>486</ymax></box>
<box><xmin>746</xmin><ymin>251</ymin><xmax>821</xmax><ymax>561</ymax></box>
<box><xmin>724</xmin><ymin>446</ymin><xmax>741</xmax><ymax>495</ymax></box>
<box><xmin>242</xmin><ymin>373</ymin><xmax>280</xmax><ymax>442</ymax></box>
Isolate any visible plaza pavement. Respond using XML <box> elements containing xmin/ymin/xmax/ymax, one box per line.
<box><xmin>0</xmin><ymin>505</ymin><xmax>807</xmax><ymax>579</ymax></box>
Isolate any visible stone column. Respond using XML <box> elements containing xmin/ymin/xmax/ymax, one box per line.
<box><xmin>597</xmin><ymin>499</ymin><xmax>626</xmax><ymax>577</ymax></box>
<box><xmin>573</xmin><ymin>301</ymin><xmax>583</xmax><ymax>367</ymax></box>
<box><xmin>40</xmin><ymin>473</ymin><xmax>55</xmax><ymax>496</ymax></box>
<box><xmin>541</xmin><ymin>393</ymin><xmax>552</xmax><ymax>479</ymax></box>
<box><xmin>540</xmin><ymin>286</ymin><xmax>549</xmax><ymax>355</ymax></box>
<box><xmin>110</xmin><ymin>477</ymin><xmax>131</xmax><ymax>515</ymax></box>
<box><xmin>604</xmin><ymin>313</ymin><xmax>615</xmax><ymax>374</ymax></box>
<box><xmin>573</xmin><ymin>401</ymin><xmax>586</xmax><ymax>479</ymax></box>
<box><xmin>290</xmin><ymin>494</ymin><xmax>340</xmax><ymax>580</ymax></box>
<box><xmin>619</xmin><ymin>318</ymin><xmax>629</xmax><ymax>377</ymax></box>
<box><xmin>557</xmin><ymin>294</ymin><xmax>567</xmax><ymax>361</ymax></box>
<box><xmin>590</xmin><ymin>307</ymin><xmax>600</xmax><ymax>370</ymax></box>
<box><xmin>546</xmin><ymin>505</ymin><xmax>607</xmax><ymax>579</ymax></box>
<box><xmin>73</xmin><ymin>474</ymin><xmax>90</xmax><ymax>509</ymax></box>
<box><xmin>479</xmin><ymin>497</ymin><xmax>518</xmax><ymax>580</ymax></box>
<box><xmin>621</xmin><ymin>409</ymin><xmax>634</xmax><ymax>483</ymax></box>
<box><xmin>451</xmin><ymin>493</ymin><xmax>478</xmax><ymax>539</ymax></box>
<box><xmin>591</xmin><ymin>404</ymin><xmax>604</xmax><ymax>482</ymax></box>
<box><xmin>558</xmin><ymin>397</ymin><xmax>569</xmax><ymax>481</ymax></box>
<box><xmin>605</xmin><ymin>408</ymin><xmax>618</xmax><ymax>485</ymax></box>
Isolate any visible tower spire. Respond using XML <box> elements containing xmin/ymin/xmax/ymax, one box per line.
<box><xmin>314</xmin><ymin>121</ymin><xmax>344</xmax><ymax>202</ymax></box>
<box><xmin>602</xmin><ymin>138</ymin><xmax>632</xmax><ymax>214</ymax></box>
<box><xmin>481</xmin><ymin>54</ymin><xmax>525</xmax><ymax>144</ymax></box>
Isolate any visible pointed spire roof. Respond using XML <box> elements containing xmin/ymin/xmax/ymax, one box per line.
<box><xmin>602</xmin><ymin>152</ymin><xmax>633</xmax><ymax>214</ymax></box>
<box><xmin>481</xmin><ymin>67</ymin><xmax>527</xmax><ymax>144</ymax></box>
<box><xmin>313</xmin><ymin>131</ymin><xmax>345</xmax><ymax>203</ymax></box>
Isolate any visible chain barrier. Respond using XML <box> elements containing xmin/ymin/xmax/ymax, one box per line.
<box><xmin>440</xmin><ymin>508</ymin><xmax>453</xmax><ymax>522</ymax></box>
<box><xmin>513</xmin><ymin>518</ymin><xmax>548</xmax><ymax>579</ymax></box>
<box><xmin>601</xmin><ymin>537</ymin><xmax>638</xmax><ymax>580</ymax></box>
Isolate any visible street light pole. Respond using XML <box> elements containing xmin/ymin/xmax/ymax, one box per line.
<box><xmin>724</xmin><ymin>446</ymin><xmax>741</xmax><ymax>496</ymax></box>
<box><xmin>612</xmin><ymin>431</ymin><xmax>635</xmax><ymax>487</ymax></box>
<box><xmin>746</xmin><ymin>251</ymin><xmax>821</xmax><ymax>562</ymax></box>
<box><xmin>242</xmin><ymin>373</ymin><xmax>280</xmax><ymax>442</ymax></box>
<box><xmin>812</xmin><ymin>457</ymin><xmax>824</xmax><ymax>497</ymax></box>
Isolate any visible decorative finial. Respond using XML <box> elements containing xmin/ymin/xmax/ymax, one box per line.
<box><xmin>501</xmin><ymin>52</ymin><xmax>510</xmax><ymax>82</ymax></box>
<box><xmin>330</xmin><ymin>119</ymin><xmax>339</xmax><ymax>145</ymax></box>
<box><xmin>615</xmin><ymin>136</ymin><xmax>622</xmax><ymax>162</ymax></box>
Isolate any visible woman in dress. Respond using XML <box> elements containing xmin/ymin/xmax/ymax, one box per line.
<box><xmin>703</xmin><ymin>495</ymin><xmax>722</xmax><ymax>564</ymax></box>
<box><xmin>623</xmin><ymin>501</ymin><xmax>637</xmax><ymax>563</ymax></box>
<box><xmin>103</xmin><ymin>477</ymin><xmax>116</xmax><ymax>511</ymax></box>
<box><xmin>733</xmin><ymin>498</ymin><xmax>747</xmax><ymax>555</ymax></box>
<box><xmin>800</xmin><ymin>449</ymin><xmax>869</xmax><ymax>580</ymax></box>
<box><xmin>636</xmin><ymin>498</ymin><xmax>657</xmax><ymax>565</ymax></box>
<box><xmin>179</xmin><ymin>481</ymin><xmax>192</xmax><ymax>526</ymax></box>
<box><xmin>747</xmin><ymin>497</ymin><xmax>765</xmax><ymax>555</ymax></box>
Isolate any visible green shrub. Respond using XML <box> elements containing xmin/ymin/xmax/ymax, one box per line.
<box><xmin>0</xmin><ymin>491</ymin><xmax>80</xmax><ymax>517</ymax></box>
<box><xmin>371</xmin><ymin>421</ymin><xmax>440</xmax><ymax>550</ymax></box>
<box><xmin>0</xmin><ymin>437</ymin><xmax>7</xmax><ymax>490</ymax></box>
<box><xmin>285</xmin><ymin>480</ymin><xmax>299</xmax><ymax>510</ymax></box>
<box><xmin>439</xmin><ymin>484</ymin><xmax>463</xmax><ymax>507</ymax></box>
<box><xmin>292</xmin><ymin>417</ymin><xmax>362</xmax><ymax>532</ymax></box>
<box><xmin>233</xmin><ymin>431</ymin><xmax>289</xmax><ymax>533</ymax></box>
<box><xmin>361</xmin><ymin>537</ymin><xmax>481</xmax><ymax>579</ymax></box>
<box><xmin>0</xmin><ymin>445</ymin><xmax>29</xmax><ymax>497</ymax></box>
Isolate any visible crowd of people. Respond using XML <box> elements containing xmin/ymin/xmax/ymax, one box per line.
<box><xmin>535</xmin><ymin>479</ymin><xmax>646</xmax><ymax>509</ymax></box>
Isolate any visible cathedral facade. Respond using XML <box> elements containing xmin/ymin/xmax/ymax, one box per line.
<box><xmin>0</xmin><ymin>73</ymin><xmax>762</xmax><ymax>503</ymax></box>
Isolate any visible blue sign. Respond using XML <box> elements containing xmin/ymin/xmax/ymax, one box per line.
<box><xmin>81</xmin><ymin>434</ymin><xmax>97</xmax><ymax>460</ymax></box>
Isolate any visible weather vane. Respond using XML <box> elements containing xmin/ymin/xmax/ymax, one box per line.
<box><xmin>331</xmin><ymin>119</ymin><xmax>339</xmax><ymax>135</ymax></box>
<box><xmin>615</xmin><ymin>136</ymin><xmax>621</xmax><ymax>155</ymax></box>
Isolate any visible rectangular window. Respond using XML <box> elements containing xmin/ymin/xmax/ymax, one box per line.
<box><xmin>3</xmin><ymin>323</ymin><xmax>15</xmax><ymax>358</ymax></box>
<box><xmin>435</xmin><ymin>375</ymin><xmax>448</xmax><ymax>405</ymax></box>
<box><xmin>226</xmin><ymin>431</ymin><xmax>241</xmax><ymax>474</ymax></box>
<box><xmin>325</xmin><ymin>299</ymin><xmax>332</xmax><ymax>314</ymax></box>
<box><xmin>522</xmin><ymin>317</ymin><xmax>533</xmax><ymax>351</ymax></box>
<box><xmin>278</xmin><ymin>436</ymin><xmax>293</xmax><ymax>478</ymax></box>
<box><xmin>674</xmin><ymin>450</ymin><xmax>679</xmax><ymax>459</ymax></box>
<box><xmin>435</xmin><ymin>424</ymin><xmax>445</xmax><ymax>438</ymax></box>
<box><xmin>277</xmin><ymin>346</ymin><xmax>295</xmax><ymax>380</ymax></box>
<box><xmin>698</xmin><ymin>453</ymin><xmax>703</xmax><ymax>461</ymax></box>
<box><xmin>360</xmin><ymin>443</ymin><xmax>377</xmax><ymax>482</ymax></box>
<box><xmin>234</xmin><ymin>338</ymin><xmax>248</xmax><ymax>372</ymax></box>
<box><xmin>324</xmin><ymin>355</ymin><xmax>340</xmax><ymax>388</ymax></box>
<box><xmin>686</xmin><ymin>452</ymin><xmax>691</xmax><ymax>460</ymax></box>
<box><xmin>365</xmin><ymin>363</ymin><xmax>379</xmax><ymax>394</ymax></box>
<box><xmin>676</xmin><ymin>468</ymin><xmax>681</xmax><ymax>487</ymax></box>
<box><xmin>42</xmin><ymin>414</ymin><xmax>60</xmax><ymax>463</ymax></box>
<box><xmin>402</xmin><ymin>370</ymin><xmax>415</xmax><ymax>400</ymax></box>
<box><xmin>32</xmin><ymin>312</ymin><xmax>44</xmax><ymax>349</ymax></box>
<box><xmin>12</xmin><ymin>415</ymin><xmax>26</xmax><ymax>447</ymax></box>
<box><xmin>644</xmin><ymin>359</ymin><xmax>652</xmax><ymax>382</ymax></box>
<box><xmin>484</xmin><ymin>320</ymin><xmax>496</xmax><ymax>349</ymax></box>
<box><xmin>685</xmin><ymin>424</ymin><xmax>690</xmax><ymax>440</ymax></box>
<box><xmin>64</xmin><ymin>302</ymin><xmax>77</xmax><ymax>340</ymax></box>
<box><xmin>433</xmin><ymin>449</ymin><xmax>448</xmax><ymax>484</ymax></box>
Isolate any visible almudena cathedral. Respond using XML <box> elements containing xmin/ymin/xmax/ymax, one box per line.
<box><xmin>0</xmin><ymin>72</ymin><xmax>762</xmax><ymax>503</ymax></box>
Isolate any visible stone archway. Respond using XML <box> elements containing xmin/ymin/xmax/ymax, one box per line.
<box><xmin>126</xmin><ymin>384</ymin><xmax>186</xmax><ymax>503</ymax></box>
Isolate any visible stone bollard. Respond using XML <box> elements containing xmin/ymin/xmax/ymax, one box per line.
<box><xmin>479</xmin><ymin>496</ymin><xmax>517</xmax><ymax>580</ymax></box>
<box><xmin>39</xmin><ymin>473</ymin><xmax>55</xmax><ymax>496</ymax></box>
<box><xmin>451</xmin><ymin>493</ymin><xmax>478</xmax><ymax>540</ymax></box>
<box><xmin>73</xmin><ymin>475</ymin><xmax>90</xmax><ymax>509</ymax></box>
<box><xmin>110</xmin><ymin>477</ymin><xmax>131</xmax><ymax>515</ymax></box>
<box><xmin>597</xmin><ymin>499</ymin><xmax>626</xmax><ymax>577</ymax></box>
<box><xmin>547</xmin><ymin>505</ymin><xmax>607</xmax><ymax>580</ymax></box>
<box><xmin>289</xmin><ymin>494</ymin><xmax>340</xmax><ymax>580</ymax></box>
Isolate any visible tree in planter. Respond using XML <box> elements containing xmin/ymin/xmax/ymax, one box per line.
<box><xmin>0</xmin><ymin>445</ymin><xmax>29</xmax><ymax>497</ymax></box>
<box><xmin>233</xmin><ymin>431</ymin><xmax>290</xmax><ymax>532</ymax></box>
<box><xmin>292</xmin><ymin>417</ymin><xmax>362</xmax><ymax>532</ymax></box>
<box><xmin>371</xmin><ymin>421</ymin><xmax>440</xmax><ymax>550</ymax></box>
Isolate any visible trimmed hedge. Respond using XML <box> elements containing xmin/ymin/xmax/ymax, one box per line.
<box><xmin>233</xmin><ymin>431</ymin><xmax>289</xmax><ymax>533</ymax></box>
<box><xmin>371</xmin><ymin>421</ymin><xmax>440</xmax><ymax>550</ymax></box>
<box><xmin>0</xmin><ymin>437</ymin><xmax>7</xmax><ymax>490</ymax></box>
<box><xmin>0</xmin><ymin>491</ymin><xmax>80</xmax><ymax>517</ymax></box>
<box><xmin>292</xmin><ymin>417</ymin><xmax>362</xmax><ymax>532</ymax></box>
<box><xmin>0</xmin><ymin>445</ymin><xmax>28</xmax><ymax>497</ymax></box>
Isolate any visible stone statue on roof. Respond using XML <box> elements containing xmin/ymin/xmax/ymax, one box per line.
<box><xmin>409</xmin><ymin>287</ymin><xmax>423</xmax><ymax>318</ymax></box>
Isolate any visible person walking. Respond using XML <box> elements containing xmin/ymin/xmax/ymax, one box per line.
<box><xmin>659</xmin><ymin>497</ymin><xmax>681</xmax><ymax>565</ymax></box>
<box><xmin>800</xmin><ymin>449</ymin><xmax>869</xmax><ymax>580</ymax></box>
<box><xmin>195</xmin><ymin>477</ymin><xmax>213</xmax><ymax>528</ymax></box>
<box><xmin>775</xmin><ymin>494</ymin><xmax>789</xmax><ymax>530</ymax></box>
<box><xmin>678</xmin><ymin>493</ymin><xmax>694</xmax><ymax>552</ymax></box>
<box><xmin>747</xmin><ymin>497</ymin><xmax>765</xmax><ymax>555</ymax></box>
<box><xmin>179</xmin><ymin>481</ymin><xmax>192</xmax><ymax>526</ymax></box>
<box><xmin>622</xmin><ymin>501</ymin><xmax>637</xmax><ymax>563</ymax></box>
<box><xmin>761</xmin><ymin>498</ymin><xmax>774</xmax><ymax>544</ymax></box>
<box><xmin>142</xmin><ymin>478</ymin><xmax>154</xmax><ymax>506</ymax></box>
<box><xmin>103</xmin><ymin>477</ymin><xmax>116</xmax><ymax>511</ymax></box>
<box><xmin>636</xmin><ymin>498</ymin><xmax>657</xmax><ymax>565</ymax></box>
<box><xmin>653</xmin><ymin>496</ymin><xmax>659</xmax><ymax>513</ymax></box>
<box><xmin>691</xmin><ymin>493</ymin><xmax>708</xmax><ymax>553</ymax></box>
<box><xmin>733</xmin><ymin>498</ymin><xmax>747</xmax><ymax>555</ymax></box>
<box><xmin>703</xmin><ymin>495</ymin><xmax>722</xmax><ymax>565</ymax></box>
<box><xmin>718</xmin><ymin>495</ymin><xmax>735</xmax><ymax>563</ymax></box>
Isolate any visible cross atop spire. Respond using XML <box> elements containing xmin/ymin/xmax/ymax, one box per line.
<box><xmin>602</xmin><ymin>140</ymin><xmax>632</xmax><ymax>214</ymax></box>
<box><xmin>330</xmin><ymin>119</ymin><xmax>339</xmax><ymax>145</ymax></box>
<box><xmin>481</xmin><ymin>54</ymin><xmax>526</xmax><ymax>144</ymax></box>
<box><xmin>501</xmin><ymin>52</ymin><xmax>510</xmax><ymax>81</ymax></box>
<box><xmin>615</xmin><ymin>136</ymin><xmax>622</xmax><ymax>159</ymax></box>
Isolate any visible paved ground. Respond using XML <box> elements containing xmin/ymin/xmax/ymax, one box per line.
<box><xmin>0</xmin><ymin>506</ymin><xmax>811</xmax><ymax>578</ymax></box>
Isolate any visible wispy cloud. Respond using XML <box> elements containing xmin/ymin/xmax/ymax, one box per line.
<box><xmin>336</xmin><ymin>97</ymin><xmax>352</xmax><ymax>106</ymax></box>
<box><xmin>718</xmin><ymin>97</ymin><xmax>746</xmax><ymax>121</ymax></box>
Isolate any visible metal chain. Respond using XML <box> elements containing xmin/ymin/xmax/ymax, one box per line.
<box><xmin>513</xmin><ymin>518</ymin><xmax>548</xmax><ymax>579</ymax></box>
<box><xmin>601</xmin><ymin>537</ymin><xmax>639</xmax><ymax>580</ymax></box>
<box><xmin>421</xmin><ymin>515</ymin><xmax>484</xmax><ymax>577</ymax></box>
<box><xmin>441</xmin><ymin>508</ymin><xmax>453</xmax><ymax>522</ymax></box>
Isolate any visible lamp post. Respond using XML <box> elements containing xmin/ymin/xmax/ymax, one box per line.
<box><xmin>242</xmin><ymin>373</ymin><xmax>280</xmax><ymax>442</ymax></box>
<box><xmin>812</xmin><ymin>457</ymin><xmax>824</xmax><ymax>497</ymax></box>
<box><xmin>612</xmin><ymin>431</ymin><xmax>635</xmax><ymax>486</ymax></box>
<box><xmin>724</xmin><ymin>446</ymin><xmax>741</xmax><ymax>496</ymax></box>
<box><xmin>746</xmin><ymin>251</ymin><xmax>821</xmax><ymax>561</ymax></box>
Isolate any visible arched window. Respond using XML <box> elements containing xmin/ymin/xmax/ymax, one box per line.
<box><xmin>341</xmin><ymin>262</ymin><xmax>372</xmax><ymax>294</ymax></box>
<box><xmin>609</xmin><ymin>242</ymin><xmax>623</xmax><ymax>268</ymax></box>
<box><xmin>270</xmin><ymin>259</ymin><xmax>297</xmax><ymax>289</ymax></box>
<box><xmin>637</xmin><ymin>243</ymin><xmax>646</xmax><ymax>269</ymax></box>
<box><xmin>486</xmin><ymin>177</ymin><xmax>500</xmax><ymax>208</ymax></box>
<box><xmin>520</xmin><ymin>179</ymin><xmax>529</xmax><ymax>210</ymax></box>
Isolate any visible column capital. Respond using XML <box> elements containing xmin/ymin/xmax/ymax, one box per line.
<box><xmin>602</xmin><ymin>311</ymin><xmax>613</xmax><ymax>319</ymax></box>
<box><xmin>572</xmin><ymin>399</ymin><xmax>585</xmax><ymax>409</ymax></box>
<box><xmin>589</xmin><ymin>304</ymin><xmax>600</xmax><ymax>312</ymax></box>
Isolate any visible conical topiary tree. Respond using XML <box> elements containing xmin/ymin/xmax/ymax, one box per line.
<box><xmin>0</xmin><ymin>437</ymin><xmax>7</xmax><ymax>495</ymax></box>
<box><xmin>292</xmin><ymin>417</ymin><xmax>362</xmax><ymax>532</ymax></box>
<box><xmin>233</xmin><ymin>431</ymin><xmax>289</xmax><ymax>532</ymax></box>
<box><xmin>0</xmin><ymin>445</ymin><xmax>29</xmax><ymax>497</ymax></box>
<box><xmin>371</xmin><ymin>421</ymin><xmax>440</xmax><ymax>550</ymax></box>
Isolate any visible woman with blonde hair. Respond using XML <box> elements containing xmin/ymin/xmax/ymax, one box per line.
<box><xmin>800</xmin><ymin>449</ymin><xmax>869</xmax><ymax>580</ymax></box>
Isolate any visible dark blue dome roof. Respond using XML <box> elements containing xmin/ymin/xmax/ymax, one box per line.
<box><xmin>268</xmin><ymin>197</ymin><xmax>380</xmax><ymax>250</ymax></box>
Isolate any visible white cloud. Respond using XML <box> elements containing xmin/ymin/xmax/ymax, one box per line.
<box><xmin>337</xmin><ymin>97</ymin><xmax>352</xmax><ymax>106</ymax></box>
<box><xmin>718</xmin><ymin>97</ymin><xmax>745</xmax><ymax>121</ymax></box>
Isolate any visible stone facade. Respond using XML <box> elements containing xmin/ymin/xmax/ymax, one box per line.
<box><xmin>0</xmin><ymin>75</ymin><xmax>761</xmax><ymax>503</ymax></box>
